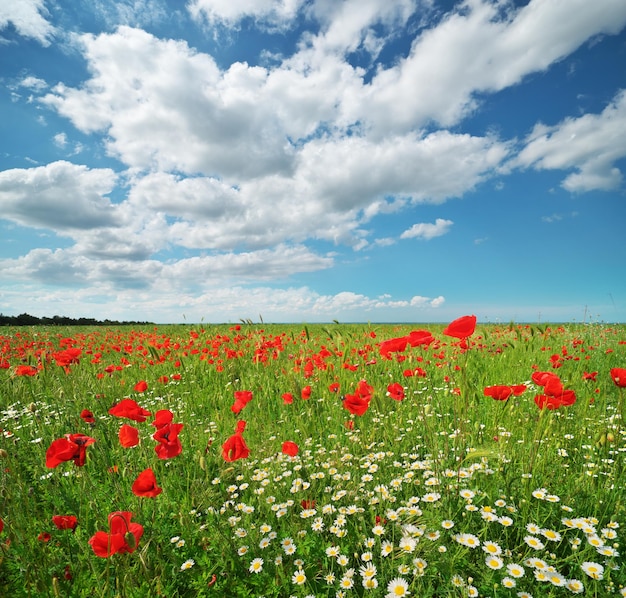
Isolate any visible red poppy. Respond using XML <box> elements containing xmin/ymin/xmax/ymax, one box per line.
<box><xmin>328</xmin><ymin>382</ymin><xmax>340</xmax><ymax>393</ymax></box>
<box><xmin>582</xmin><ymin>371</ymin><xmax>598</xmax><ymax>381</ymax></box>
<box><xmin>484</xmin><ymin>384</ymin><xmax>526</xmax><ymax>401</ymax></box>
<box><xmin>343</xmin><ymin>380</ymin><xmax>374</xmax><ymax>415</ymax></box>
<box><xmin>407</xmin><ymin>330</ymin><xmax>435</xmax><ymax>347</ymax></box>
<box><xmin>153</xmin><ymin>423</ymin><xmax>183</xmax><ymax>459</ymax></box>
<box><xmin>343</xmin><ymin>391</ymin><xmax>370</xmax><ymax>416</ymax></box>
<box><xmin>378</xmin><ymin>336</ymin><xmax>408</xmax><ymax>356</ymax></box>
<box><xmin>53</xmin><ymin>348</ymin><xmax>82</xmax><ymax>369</ymax></box>
<box><xmin>38</xmin><ymin>532</ymin><xmax>51</xmax><ymax>542</ymax></box>
<box><xmin>0</xmin><ymin>518</ymin><xmax>3</xmax><ymax>534</ymax></box>
<box><xmin>443</xmin><ymin>315</ymin><xmax>477</xmax><ymax>339</ymax></box>
<box><xmin>131</xmin><ymin>468</ymin><xmax>162</xmax><ymax>498</ymax></box>
<box><xmin>301</xmin><ymin>386</ymin><xmax>312</xmax><ymax>400</ymax></box>
<box><xmin>118</xmin><ymin>424</ymin><xmax>139</xmax><ymax>448</ymax></box>
<box><xmin>80</xmin><ymin>409</ymin><xmax>96</xmax><ymax>424</ymax></box>
<box><xmin>231</xmin><ymin>390</ymin><xmax>253</xmax><ymax>414</ymax></box>
<box><xmin>534</xmin><ymin>389</ymin><xmax>576</xmax><ymax>410</ymax></box>
<box><xmin>222</xmin><ymin>420</ymin><xmax>250</xmax><ymax>462</ymax></box>
<box><xmin>89</xmin><ymin>511</ymin><xmax>143</xmax><ymax>558</ymax></box>
<box><xmin>46</xmin><ymin>434</ymin><xmax>96</xmax><ymax>468</ymax></box>
<box><xmin>52</xmin><ymin>515</ymin><xmax>78</xmax><ymax>531</ymax></box>
<box><xmin>134</xmin><ymin>380</ymin><xmax>148</xmax><ymax>393</ymax></box>
<box><xmin>151</xmin><ymin>409</ymin><xmax>174</xmax><ymax>429</ymax></box>
<box><xmin>610</xmin><ymin>368</ymin><xmax>626</xmax><ymax>388</ymax></box>
<box><xmin>387</xmin><ymin>382</ymin><xmax>405</xmax><ymax>401</ymax></box>
<box><xmin>531</xmin><ymin>371</ymin><xmax>560</xmax><ymax>387</ymax></box>
<box><xmin>281</xmin><ymin>392</ymin><xmax>294</xmax><ymax>405</ymax></box>
<box><xmin>108</xmin><ymin>399</ymin><xmax>151</xmax><ymax>423</ymax></box>
<box><xmin>281</xmin><ymin>441</ymin><xmax>299</xmax><ymax>457</ymax></box>
<box><xmin>15</xmin><ymin>365</ymin><xmax>38</xmax><ymax>376</ymax></box>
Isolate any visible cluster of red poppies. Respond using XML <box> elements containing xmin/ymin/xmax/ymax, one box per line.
<box><xmin>43</xmin><ymin>395</ymin><xmax>182</xmax><ymax>557</ymax></box>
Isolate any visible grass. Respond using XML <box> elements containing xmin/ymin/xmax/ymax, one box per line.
<box><xmin>0</xmin><ymin>320</ymin><xmax>625</xmax><ymax>597</ymax></box>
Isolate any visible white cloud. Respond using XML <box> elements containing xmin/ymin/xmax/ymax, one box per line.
<box><xmin>350</xmin><ymin>0</ymin><xmax>626</xmax><ymax>134</ymax></box>
<box><xmin>188</xmin><ymin>0</ymin><xmax>306</xmax><ymax>30</ymax></box>
<box><xmin>516</xmin><ymin>89</ymin><xmax>626</xmax><ymax>191</ymax></box>
<box><xmin>401</xmin><ymin>218</ymin><xmax>454</xmax><ymax>240</ymax></box>
<box><xmin>0</xmin><ymin>161</ymin><xmax>120</xmax><ymax>231</ymax></box>
<box><xmin>19</xmin><ymin>75</ymin><xmax>48</xmax><ymax>91</ymax></box>
<box><xmin>0</xmin><ymin>0</ymin><xmax>54</xmax><ymax>45</ymax></box>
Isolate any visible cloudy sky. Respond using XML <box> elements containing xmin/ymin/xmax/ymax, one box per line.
<box><xmin>1</xmin><ymin>0</ymin><xmax>625</xmax><ymax>324</ymax></box>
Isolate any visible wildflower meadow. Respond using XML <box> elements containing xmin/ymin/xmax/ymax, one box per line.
<box><xmin>0</xmin><ymin>317</ymin><xmax>625</xmax><ymax>597</ymax></box>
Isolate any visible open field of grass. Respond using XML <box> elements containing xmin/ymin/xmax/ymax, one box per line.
<box><xmin>1</xmin><ymin>318</ymin><xmax>625</xmax><ymax>597</ymax></box>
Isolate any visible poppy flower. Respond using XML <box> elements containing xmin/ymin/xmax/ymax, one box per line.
<box><xmin>531</xmin><ymin>371</ymin><xmax>560</xmax><ymax>387</ymax></box>
<box><xmin>343</xmin><ymin>393</ymin><xmax>370</xmax><ymax>416</ymax></box>
<box><xmin>378</xmin><ymin>336</ymin><xmax>408</xmax><ymax>356</ymax></box>
<box><xmin>52</xmin><ymin>348</ymin><xmax>82</xmax><ymax>369</ymax></box>
<box><xmin>328</xmin><ymin>382</ymin><xmax>340</xmax><ymax>393</ymax></box>
<box><xmin>80</xmin><ymin>409</ymin><xmax>96</xmax><ymax>424</ymax></box>
<box><xmin>231</xmin><ymin>390</ymin><xmax>253</xmax><ymax>414</ymax></box>
<box><xmin>131</xmin><ymin>468</ymin><xmax>162</xmax><ymax>498</ymax></box>
<box><xmin>15</xmin><ymin>365</ymin><xmax>38</xmax><ymax>376</ymax></box>
<box><xmin>222</xmin><ymin>420</ymin><xmax>250</xmax><ymax>462</ymax></box>
<box><xmin>281</xmin><ymin>441</ymin><xmax>299</xmax><ymax>457</ymax></box>
<box><xmin>89</xmin><ymin>511</ymin><xmax>143</xmax><ymax>558</ymax></box>
<box><xmin>153</xmin><ymin>423</ymin><xmax>183</xmax><ymax>459</ymax></box>
<box><xmin>118</xmin><ymin>424</ymin><xmax>139</xmax><ymax>448</ymax></box>
<box><xmin>301</xmin><ymin>386</ymin><xmax>312</xmax><ymax>400</ymax></box>
<box><xmin>46</xmin><ymin>434</ymin><xmax>96</xmax><ymax>468</ymax></box>
<box><xmin>38</xmin><ymin>532</ymin><xmax>51</xmax><ymax>542</ymax></box>
<box><xmin>387</xmin><ymin>383</ymin><xmax>405</xmax><ymax>401</ymax></box>
<box><xmin>610</xmin><ymin>368</ymin><xmax>626</xmax><ymax>388</ymax></box>
<box><xmin>108</xmin><ymin>399</ymin><xmax>151</xmax><ymax>423</ymax></box>
<box><xmin>534</xmin><ymin>389</ymin><xmax>576</xmax><ymax>410</ymax></box>
<box><xmin>583</xmin><ymin>371</ymin><xmax>598</xmax><ymax>381</ymax></box>
<box><xmin>0</xmin><ymin>518</ymin><xmax>3</xmax><ymax>534</ymax></box>
<box><xmin>134</xmin><ymin>380</ymin><xmax>148</xmax><ymax>393</ymax></box>
<box><xmin>52</xmin><ymin>515</ymin><xmax>78</xmax><ymax>531</ymax></box>
<box><xmin>484</xmin><ymin>384</ymin><xmax>526</xmax><ymax>401</ymax></box>
<box><xmin>281</xmin><ymin>392</ymin><xmax>294</xmax><ymax>405</ymax></box>
<box><xmin>151</xmin><ymin>409</ymin><xmax>174</xmax><ymax>429</ymax></box>
<box><xmin>407</xmin><ymin>330</ymin><xmax>435</xmax><ymax>347</ymax></box>
<box><xmin>443</xmin><ymin>315</ymin><xmax>477</xmax><ymax>339</ymax></box>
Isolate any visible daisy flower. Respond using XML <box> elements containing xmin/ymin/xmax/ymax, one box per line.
<box><xmin>566</xmin><ymin>579</ymin><xmax>584</xmax><ymax>594</ymax></box>
<box><xmin>454</xmin><ymin>533</ymin><xmax>480</xmax><ymax>548</ymax></box>
<box><xmin>249</xmin><ymin>558</ymin><xmax>263</xmax><ymax>574</ymax></box>
<box><xmin>506</xmin><ymin>563</ymin><xmax>525</xmax><ymax>578</ymax></box>
<box><xmin>292</xmin><ymin>568</ymin><xmax>306</xmax><ymax>585</ymax></box>
<box><xmin>485</xmin><ymin>556</ymin><xmax>504</xmax><ymax>570</ymax></box>
<box><xmin>482</xmin><ymin>540</ymin><xmax>502</xmax><ymax>555</ymax></box>
<box><xmin>524</xmin><ymin>535</ymin><xmax>545</xmax><ymax>550</ymax></box>
<box><xmin>501</xmin><ymin>577</ymin><xmax>516</xmax><ymax>588</ymax></box>
<box><xmin>385</xmin><ymin>577</ymin><xmax>410</xmax><ymax>597</ymax></box>
<box><xmin>581</xmin><ymin>561</ymin><xmax>604</xmax><ymax>580</ymax></box>
<box><xmin>180</xmin><ymin>559</ymin><xmax>195</xmax><ymax>571</ymax></box>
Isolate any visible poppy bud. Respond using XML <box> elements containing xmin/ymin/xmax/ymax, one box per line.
<box><xmin>423</xmin><ymin>405</ymin><xmax>432</xmax><ymax>415</ymax></box>
<box><xmin>0</xmin><ymin>449</ymin><xmax>8</xmax><ymax>459</ymax></box>
<box><xmin>606</xmin><ymin>432</ymin><xmax>615</xmax><ymax>443</ymax></box>
<box><xmin>28</xmin><ymin>403</ymin><xmax>37</xmax><ymax>413</ymax></box>
<box><xmin>124</xmin><ymin>532</ymin><xmax>136</xmax><ymax>550</ymax></box>
<box><xmin>199</xmin><ymin>455</ymin><xmax>206</xmax><ymax>471</ymax></box>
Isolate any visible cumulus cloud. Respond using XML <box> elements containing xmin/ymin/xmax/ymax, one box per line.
<box><xmin>401</xmin><ymin>218</ymin><xmax>454</xmax><ymax>240</ymax></box>
<box><xmin>0</xmin><ymin>0</ymin><xmax>54</xmax><ymax>45</ymax></box>
<box><xmin>0</xmin><ymin>161</ymin><xmax>120</xmax><ymax>231</ymax></box>
<box><xmin>516</xmin><ymin>89</ymin><xmax>626</xmax><ymax>191</ymax></box>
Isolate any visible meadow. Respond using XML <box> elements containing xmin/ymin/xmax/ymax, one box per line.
<box><xmin>0</xmin><ymin>317</ymin><xmax>624</xmax><ymax>598</ymax></box>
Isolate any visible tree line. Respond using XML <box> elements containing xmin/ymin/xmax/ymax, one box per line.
<box><xmin>0</xmin><ymin>313</ymin><xmax>153</xmax><ymax>326</ymax></box>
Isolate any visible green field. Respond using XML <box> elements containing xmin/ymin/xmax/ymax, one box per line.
<box><xmin>0</xmin><ymin>320</ymin><xmax>625</xmax><ymax>597</ymax></box>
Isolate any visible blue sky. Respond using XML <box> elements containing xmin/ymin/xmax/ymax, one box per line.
<box><xmin>1</xmin><ymin>0</ymin><xmax>625</xmax><ymax>324</ymax></box>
